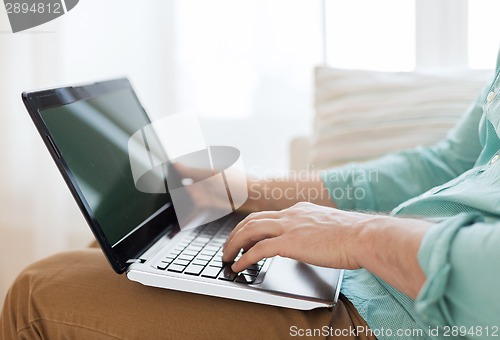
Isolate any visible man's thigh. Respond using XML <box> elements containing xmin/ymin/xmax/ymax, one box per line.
<box><xmin>0</xmin><ymin>249</ymin><xmax>373</xmax><ymax>339</ymax></box>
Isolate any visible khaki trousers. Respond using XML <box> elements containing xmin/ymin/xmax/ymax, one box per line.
<box><xmin>0</xmin><ymin>248</ymin><xmax>375</xmax><ymax>339</ymax></box>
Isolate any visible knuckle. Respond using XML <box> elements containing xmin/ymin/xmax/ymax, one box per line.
<box><xmin>248</xmin><ymin>212</ymin><xmax>260</xmax><ymax>219</ymax></box>
<box><xmin>244</xmin><ymin>220</ymin><xmax>258</xmax><ymax>230</ymax></box>
<box><xmin>292</xmin><ymin>201</ymin><xmax>310</xmax><ymax>209</ymax></box>
<box><xmin>247</xmin><ymin>219</ymin><xmax>258</xmax><ymax>226</ymax></box>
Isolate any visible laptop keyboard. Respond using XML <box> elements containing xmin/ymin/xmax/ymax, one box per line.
<box><xmin>155</xmin><ymin>216</ymin><xmax>267</xmax><ymax>284</ymax></box>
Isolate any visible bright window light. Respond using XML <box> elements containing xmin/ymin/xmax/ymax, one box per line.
<box><xmin>174</xmin><ymin>0</ymin><xmax>323</xmax><ymax>120</ymax></box>
<box><xmin>468</xmin><ymin>0</ymin><xmax>500</xmax><ymax>69</ymax></box>
<box><xmin>325</xmin><ymin>0</ymin><xmax>415</xmax><ymax>71</ymax></box>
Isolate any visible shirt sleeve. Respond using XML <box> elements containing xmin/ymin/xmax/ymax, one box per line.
<box><xmin>321</xmin><ymin>87</ymin><xmax>487</xmax><ymax>213</ymax></box>
<box><xmin>416</xmin><ymin>213</ymin><xmax>500</xmax><ymax>332</ymax></box>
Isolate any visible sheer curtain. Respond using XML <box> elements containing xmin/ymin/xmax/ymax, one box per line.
<box><xmin>0</xmin><ymin>11</ymin><xmax>67</xmax><ymax>299</ymax></box>
<box><xmin>0</xmin><ymin>0</ymin><xmax>176</xmax><ymax>301</ymax></box>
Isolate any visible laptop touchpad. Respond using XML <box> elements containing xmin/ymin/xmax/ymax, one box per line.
<box><xmin>258</xmin><ymin>257</ymin><xmax>340</xmax><ymax>301</ymax></box>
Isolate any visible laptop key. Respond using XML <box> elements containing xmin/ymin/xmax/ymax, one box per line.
<box><xmin>157</xmin><ymin>263</ymin><xmax>169</xmax><ymax>270</ymax></box>
<box><xmin>167</xmin><ymin>264</ymin><xmax>186</xmax><ymax>273</ymax></box>
<box><xmin>173</xmin><ymin>259</ymin><xmax>190</xmax><ymax>266</ymax></box>
<box><xmin>178</xmin><ymin>254</ymin><xmax>195</xmax><ymax>261</ymax></box>
<box><xmin>188</xmin><ymin>245</ymin><xmax>203</xmax><ymax>252</ymax></box>
<box><xmin>182</xmin><ymin>250</ymin><xmax>198</xmax><ymax>256</ymax></box>
<box><xmin>184</xmin><ymin>264</ymin><xmax>204</xmax><ymax>276</ymax></box>
<box><xmin>200</xmin><ymin>250</ymin><xmax>217</xmax><ymax>257</ymax></box>
<box><xmin>195</xmin><ymin>237</ymin><xmax>211</xmax><ymax>244</ymax></box>
<box><xmin>201</xmin><ymin>266</ymin><xmax>222</xmax><ymax>278</ymax></box>
<box><xmin>218</xmin><ymin>268</ymin><xmax>237</xmax><ymax>281</ymax></box>
<box><xmin>169</xmin><ymin>250</ymin><xmax>182</xmax><ymax>256</ymax></box>
<box><xmin>192</xmin><ymin>259</ymin><xmax>209</xmax><ymax>266</ymax></box>
<box><xmin>235</xmin><ymin>274</ymin><xmax>256</xmax><ymax>284</ymax></box>
<box><xmin>196</xmin><ymin>254</ymin><xmax>212</xmax><ymax>261</ymax></box>
<box><xmin>242</xmin><ymin>269</ymin><xmax>258</xmax><ymax>276</ymax></box>
<box><xmin>246</xmin><ymin>264</ymin><xmax>260</xmax><ymax>272</ymax></box>
<box><xmin>208</xmin><ymin>261</ymin><xmax>223</xmax><ymax>268</ymax></box>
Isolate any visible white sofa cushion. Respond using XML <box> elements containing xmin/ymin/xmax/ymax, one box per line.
<box><xmin>310</xmin><ymin>67</ymin><xmax>491</xmax><ymax>169</ymax></box>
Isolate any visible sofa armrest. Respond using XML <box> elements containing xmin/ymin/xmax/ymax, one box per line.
<box><xmin>289</xmin><ymin>136</ymin><xmax>311</xmax><ymax>172</ymax></box>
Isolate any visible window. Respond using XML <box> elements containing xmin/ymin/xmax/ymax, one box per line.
<box><xmin>174</xmin><ymin>0</ymin><xmax>323</xmax><ymax>120</ymax></box>
<box><xmin>325</xmin><ymin>0</ymin><xmax>415</xmax><ymax>71</ymax></box>
<box><xmin>325</xmin><ymin>0</ymin><xmax>499</xmax><ymax>71</ymax></box>
<box><xmin>468</xmin><ymin>0</ymin><xmax>500</xmax><ymax>69</ymax></box>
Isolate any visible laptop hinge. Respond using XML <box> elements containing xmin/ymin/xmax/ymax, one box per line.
<box><xmin>126</xmin><ymin>258</ymin><xmax>146</xmax><ymax>264</ymax></box>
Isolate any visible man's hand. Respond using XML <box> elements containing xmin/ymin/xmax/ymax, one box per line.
<box><xmin>222</xmin><ymin>201</ymin><xmax>434</xmax><ymax>299</ymax></box>
<box><xmin>223</xmin><ymin>202</ymin><xmax>367</xmax><ymax>272</ymax></box>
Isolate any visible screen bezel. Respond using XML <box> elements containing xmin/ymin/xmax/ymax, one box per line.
<box><xmin>22</xmin><ymin>79</ymin><xmax>178</xmax><ymax>274</ymax></box>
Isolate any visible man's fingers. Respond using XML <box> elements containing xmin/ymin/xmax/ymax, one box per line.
<box><xmin>224</xmin><ymin>211</ymin><xmax>280</xmax><ymax>251</ymax></box>
<box><xmin>231</xmin><ymin>237</ymin><xmax>282</xmax><ymax>273</ymax></box>
<box><xmin>222</xmin><ymin>218</ymin><xmax>281</xmax><ymax>262</ymax></box>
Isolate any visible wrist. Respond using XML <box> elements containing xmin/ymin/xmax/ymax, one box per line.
<box><xmin>349</xmin><ymin>214</ymin><xmax>432</xmax><ymax>298</ymax></box>
<box><xmin>349</xmin><ymin>215</ymin><xmax>391</xmax><ymax>269</ymax></box>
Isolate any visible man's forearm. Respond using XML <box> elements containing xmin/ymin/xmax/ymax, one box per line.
<box><xmin>242</xmin><ymin>177</ymin><xmax>430</xmax><ymax>299</ymax></box>
<box><xmin>352</xmin><ymin>215</ymin><xmax>432</xmax><ymax>299</ymax></box>
<box><xmin>245</xmin><ymin>177</ymin><xmax>336</xmax><ymax>212</ymax></box>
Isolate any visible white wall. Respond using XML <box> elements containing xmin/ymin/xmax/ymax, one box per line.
<box><xmin>0</xmin><ymin>0</ymin><xmax>178</xmax><ymax>305</ymax></box>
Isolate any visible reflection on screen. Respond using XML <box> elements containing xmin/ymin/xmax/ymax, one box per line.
<box><xmin>40</xmin><ymin>89</ymin><xmax>171</xmax><ymax>246</ymax></box>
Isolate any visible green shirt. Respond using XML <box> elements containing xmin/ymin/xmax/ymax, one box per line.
<box><xmin>322</xmin><ymin>53</ymin><xmax>500</xmax><ymax>339</ymax></box>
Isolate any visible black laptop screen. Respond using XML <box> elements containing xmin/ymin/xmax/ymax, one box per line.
<box><xmin>39</xmin><ymin>89</ymin><xmax>171</xmax><ymax>247</ymax></box>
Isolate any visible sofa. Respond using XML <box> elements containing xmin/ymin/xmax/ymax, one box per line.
<box><xmin>290</xmin><ymin>66</ymin><xmax>491</xmax><ymax>171</ymax></box>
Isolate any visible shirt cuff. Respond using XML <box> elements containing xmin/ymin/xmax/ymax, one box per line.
<box><xmin>415</xmin><ymin>212</ymin><xmax>484</xmax><ymax>325</ymax></box>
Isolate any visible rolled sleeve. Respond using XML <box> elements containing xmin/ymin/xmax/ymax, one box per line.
<box><xmin>320</xmin><ymin>144</ymin><xmax>476</xmax><ymax>213</ymax></box>
<box><xmin>320</xmin><ymin>154</ymin><xmax>439</xmax><ymax>212</ymax></box>
<box><xmin>416</xmin><ymin>213</ymin><xmax>500</xmax><ymax>331</ymax></box>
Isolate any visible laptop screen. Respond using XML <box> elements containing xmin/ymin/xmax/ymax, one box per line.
<box><xmin>39</xmin><ymin>87</ymin><xmax>173</xmax><ymax>248</ymax></box>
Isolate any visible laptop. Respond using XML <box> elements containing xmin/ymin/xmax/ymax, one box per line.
<box><xmin>22</xmin><ymin>78</ymin><xmax>343</xmax><ymax>310</ymax></box>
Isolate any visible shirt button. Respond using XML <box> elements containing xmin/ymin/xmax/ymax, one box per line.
<box><xmin>490</xmin><ymin>155</ymin><xmax>499</xmax><ymax>165</ymax></box>
<box><xmin>487</xmin><ymin>91</ymin><xmax>496</xmax><ymax>103</ymax></box>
